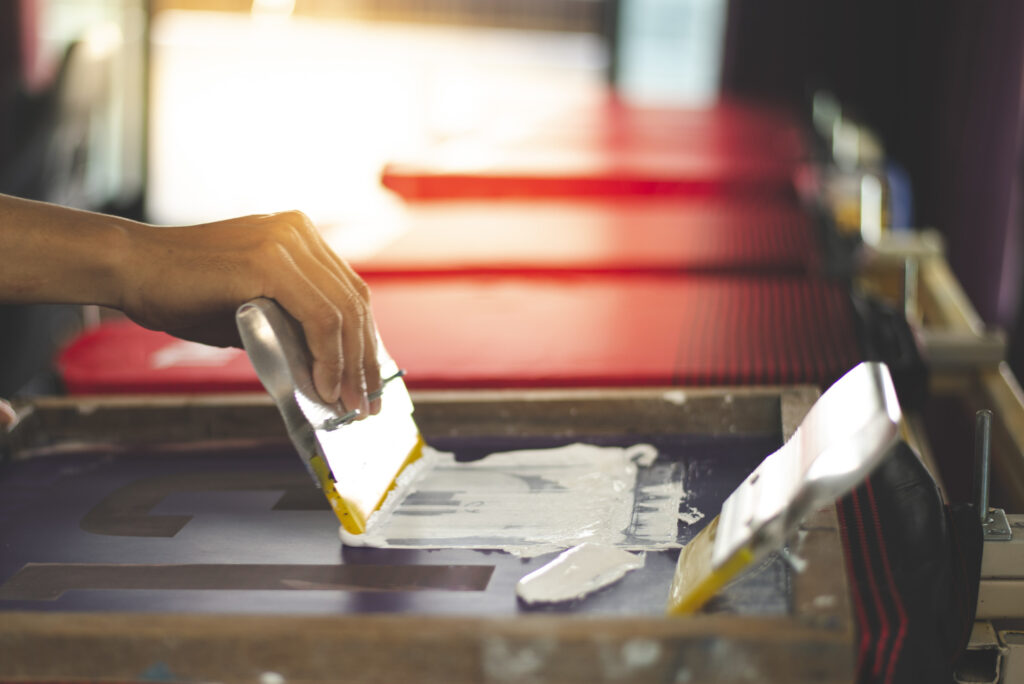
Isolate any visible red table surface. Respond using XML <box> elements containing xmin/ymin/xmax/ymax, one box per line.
<box><xmin>58</xmin><ymin>275</ymin><xmax>860</xmax><ymax>395</ymax></box>
<box><xmin>381</xmin><ymin>98</ymin><xmax>807</xmax><ymax>201</ymax></box>
<box><xmin>348</xmin><ymin>197</ymin><xmax>818</xmax><ymax>276</ymax></box>
<box><xmin>381</xmin><ymin>153</ymin><xmax>799</xmax><ymax>201</ymax></box>
<box><xmin>493</xmin><ymin>97</ymin><xmax>808</xmax><ymax>154</ymax></box>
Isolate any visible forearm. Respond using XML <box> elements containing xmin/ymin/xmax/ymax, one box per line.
<box><xmin>0</xmin><ymin>194</ymin><xmax>380</xmax><ymax>412</ymax></box>
<box><xmin>0</xmin><ymin>193</ymin><xmax>136</xmax><ymax>308</ymax></box>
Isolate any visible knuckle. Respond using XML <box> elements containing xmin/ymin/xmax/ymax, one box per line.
<box><xmin>281</xmin><ymin>209</ymin><xmax>310</xmax><ymax>225</ymax></box>
<box><xmin>296</xmin><ymin>305</ymin><xmax>342</xmax><ymax>348</ymax></box>
<box><xmin>282</xmin><ymin>220</ymin><xmax>305</xmax><ymax>246</ymax></box>
<box><xmin>353</xmin><ymin>277</ymin><xmax>372</xmax><ymax>303</ymax></box>
<box><xmin>283</xmin><ymin>210</ymin><xmax>316</xmax><ymax>236</ymax></box>
<box><xmin>343</xmin><ymin>292</ymin><xmax>369</xmax><ymax>322</ymax></box>
<box><xmin>311</xmin><ymin>307</ymin><xmax>344</xmax><ymax>337</ymax></box>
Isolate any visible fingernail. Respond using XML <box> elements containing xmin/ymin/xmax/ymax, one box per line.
<box><xmin>369</xmin><ymin>397</ymin><xmax>382</xmax><ymax>416</ymax></box>
<box><xmin>360</xmin><ymin>393</ymin><xmax>370</xmax><ymax>417</ymax></box>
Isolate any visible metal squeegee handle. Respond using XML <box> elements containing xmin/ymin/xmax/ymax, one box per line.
<box><xmin>712</xmin><ymin>362</ymin><xmax>903</xmax><ymax>569</ymax></box>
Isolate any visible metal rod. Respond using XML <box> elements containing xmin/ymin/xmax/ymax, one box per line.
<box><xmin>368</xmin><ymin>369</ymin><xmax>407</xmax><ymax>401</ymax></box>
<box><xmin>320</xmin><ymin>409</ymin><xmax>361</xmax><ymax>432</ymax></box>
<box><xmin>976</xmin><ymin>409</ymin><xmax>993</xmax><ymax>523</ymax></box>
<box><xmin>319</xmin><ymin>369</ymin><xmax>407</xmax><ymax>432</ymax></box>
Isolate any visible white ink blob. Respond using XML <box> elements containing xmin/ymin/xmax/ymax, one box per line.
<box><xmin>340</xmin><ymin>443</ymin><xmax>684</xmax><ymax>556</ymax></box>
<box><xmin>516</xmin><ymin>543</ymin><xmax>645</xmax><ymax>604</ymax></box>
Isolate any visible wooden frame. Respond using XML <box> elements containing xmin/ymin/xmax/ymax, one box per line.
<box><xmin>855</xmin><ymin>232</ymin><xmax>1024</xmax><ymax>511</ymax></box>
<box><xmin>1</xmin><ymin>386</ymin><xmax>854</xmax><ymax>683</ymax></box>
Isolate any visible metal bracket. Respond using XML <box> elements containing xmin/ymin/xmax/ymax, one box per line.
<box><xmin>984</xmin><ymin>508</ymin><xmax>1013</xmax><ymax>542</ymax></box>
<box><xmin>976</xmin><ymin>409</ymin><xmax>1012</xmax><ymax>542</ymax></box>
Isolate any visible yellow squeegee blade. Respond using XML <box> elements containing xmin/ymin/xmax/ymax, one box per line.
<box><xmin>311</xmin><ymin>434</ymin><xmax>425</xmax><ymax>535</ymax></box>
<box><xmin>667</xmin><ymin>516</ymin><xmax>754</xmax><ymax>615</ymax></box>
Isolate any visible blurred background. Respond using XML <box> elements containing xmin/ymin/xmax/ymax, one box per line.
<box><xmin>1</xmin><ymin>0</ymin><xmax>1022</xmax><ymax>397</ymax></box>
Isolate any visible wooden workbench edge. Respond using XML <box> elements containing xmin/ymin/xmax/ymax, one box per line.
<box><xmin>0</xmin><ymin>611</ymin><xmax>854</xmax><ymax>683</ymax></box>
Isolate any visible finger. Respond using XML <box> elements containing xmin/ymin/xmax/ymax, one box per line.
<box><xmin>363</xmin><ymin>308</ymin><xmax>383</xmax><ymax>416</ymax></box>
<box><xmin>337</xmin><ymin>292</ymin><xmax>369</xmax><ymax>419</ymax></box>
<box><xmin>312</xmin><ymin>248</ymin><xmax>382</xmax><ymax>413</ymax></box>
<box><xmin>263</xmin><ymin>245</ymin><xmax>346</xmax><ymax>406</ymax></box>
<box><xmin>263</xmin><ymin>242</ymin><xmax>373</xmax><ymax>418</ymax></box>
<box><xmin>316</xmin><ymin>262</ymin><xmax>379</xmax><ymax>417</ymax></box>
<box><xmin>283</xmin><ymin>213</ymin><xmax>380</xmax><ymax>416</ymax></box>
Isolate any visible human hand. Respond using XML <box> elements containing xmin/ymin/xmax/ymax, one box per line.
<box><xmin>117</xmin><ymin>211</ymin><xmax>381</xmax><ymax>417</ymax></box>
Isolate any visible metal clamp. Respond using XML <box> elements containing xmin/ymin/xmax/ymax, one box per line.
<box><xmin>319</xmin><ymin>369</ymin><xmax>407</xmax><ymax>432</ymax></box>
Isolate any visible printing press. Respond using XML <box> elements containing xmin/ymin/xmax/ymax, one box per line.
<box><xmin>2</xmin><ymin>5</ymin><xmax>1024</xmax><ymax>683</ymax></box>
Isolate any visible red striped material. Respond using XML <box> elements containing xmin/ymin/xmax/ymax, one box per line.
<box><xmin>58</xmin><ymin>275</ymin><xmax>860</xmax><ymax>394</ymax></box>
<box><xmin>382</xmin><ymin>97</ymin><xmax>806</xmax><ymax>201</ymax></box>
<box><xmin>349</xmin><ymin>198</ymin><xmax>817</xmax><ymax>276</ymax></box>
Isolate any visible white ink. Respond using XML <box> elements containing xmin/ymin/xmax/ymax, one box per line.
<box><xmin>516</xmin><ymin>543</ymin><xmax>645</xmax><ymax>604</ymax></box>
<box><xmin>340</xmin><ymin>443</ymin><xmax>684</xmax><ymax>556</ymax></box>
<box><xmin>678</xmin><ymin>505</ymin><xmax>705</xmax><ymax>526</ymax></box>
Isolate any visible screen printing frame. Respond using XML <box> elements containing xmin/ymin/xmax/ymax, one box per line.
<box><xmin>1</xmin><ymin>386</ymin><xmax>853</xmax><ymax>683</ymax></box>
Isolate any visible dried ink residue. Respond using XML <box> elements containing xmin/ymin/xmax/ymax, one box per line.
<box><xmin>679</xmin><ymin>505</ymin><xmax>705</xmax><ymax>526</ymax></box>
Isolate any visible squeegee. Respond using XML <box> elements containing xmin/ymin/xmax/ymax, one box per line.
<box><xmin>237</xmin><ymin>297</ymin><xmax>424</xmax><ymax>535</ymax></box>
<box><xmin>668</xmin><ymin>362</ymin><xmax>903</xmax><ymax>614</ymax></box>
